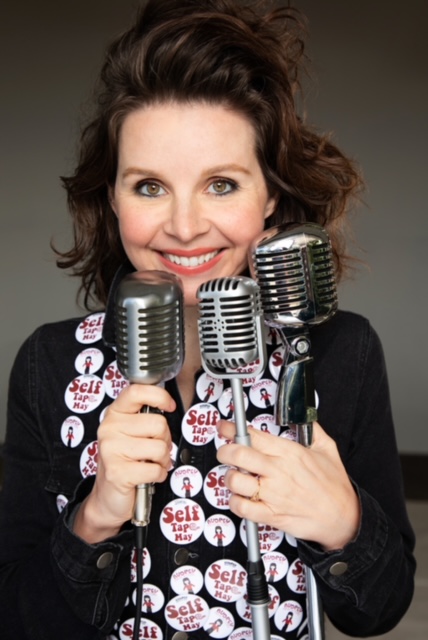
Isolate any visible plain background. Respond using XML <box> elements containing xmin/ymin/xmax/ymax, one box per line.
<box><xmin>1</xmin><ymin>0</ymin><xmax>427</xmax><ymax>451</ymax></box>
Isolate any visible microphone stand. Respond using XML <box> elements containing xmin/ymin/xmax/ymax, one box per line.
<box><xmin>276</xmin><ymin>327</ymin><xmax>325</xmax><ymax>640</ymax></box>
<box><xmin>231</xmin><ymin>377</ymin><xmax>271</xmax><ymax>640</ymax></box>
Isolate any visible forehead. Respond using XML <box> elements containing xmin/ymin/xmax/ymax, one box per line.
<box><xmin>117</xmin><ymin>101</ymin><xmax>258</xmax><ymax>161</ymax></box>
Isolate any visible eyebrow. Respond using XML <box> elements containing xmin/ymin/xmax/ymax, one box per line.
<box><xmin>120</xmin><ymin>163</ymin><xmax>252</xmax><ymax>179</ymax></box>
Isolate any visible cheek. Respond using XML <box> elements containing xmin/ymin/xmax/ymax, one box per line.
<box><xmin>117</xmin><ymin>213</ymin><xmax>151</xmax><ymax>247</ymax></box>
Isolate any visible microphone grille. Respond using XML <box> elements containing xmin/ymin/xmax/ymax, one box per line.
<box><xmin>115</xmin><ymin>271</ymin><xmax>184</xmax><ymax>384</ymax></box>
<box><xmin>197</xmin><ymin>277</ymin><xmax>264</xmax><ymax>371</ymax></box>
<box><xmin>251</xmin><ymin>224</ymin><xmax>338</xmax><ymax>326</ymax></box>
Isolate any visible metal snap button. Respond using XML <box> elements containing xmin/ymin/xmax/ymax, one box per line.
<box><xmin>329</xmin><ymin>561</ymin><xmax>348</xmax><ymax>576</ymax></box>
<box><xmin>96</xmin><ymin>551</ymin><xmax>114</xmax><ymax>569</ymax></box>
<box><xmin>174</xmin><ymin>548</ymin><xmax>190</xmax><ymax>566</ymax></box>
<box><xmin>180</xmin><ymin>449</ymin><xmax>193</xmax><ymax>464</ymax></box>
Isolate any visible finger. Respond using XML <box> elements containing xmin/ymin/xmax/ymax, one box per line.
<box><xmin>224</xmin><ymin>467</ymin><xmax>261</xmax><ymax>500</ymax></box>
<box><xmin>107</xmin><ymin>382</ymin><xmax>176</xmax><ymax>415</ymax></box>
<box><xmin>99</xmin><ymin>409</ymin><xmax>172</xmax><ymax>444</ymax></box>
<box><xmin>217</xmin><ymin>441</ymin><xmax>267</xmax><ymax>477</ymax></box>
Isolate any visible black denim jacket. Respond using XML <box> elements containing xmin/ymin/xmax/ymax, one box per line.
<box><xmin>0</xmin><ymin>290</ymin><xmax>416</xmax><ymax>639</ymax></box>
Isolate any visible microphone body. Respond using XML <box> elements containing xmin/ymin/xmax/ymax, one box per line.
<box><xmin>250</xmin><ymin>223</ymin><xmax>337</xmax><ymax>439</ymax></box>
<box><xmin>197</xmin><ymin>276</ymin><xmax>270</xmax><ymax>640</ymax></box>
<box><xmin>250</xmin><ymin>223</ymin><xmax>338</xmax><ymax>640</ymax></box>
<box><xmin>115</xmin><ymin>270</ymin><xmax>184</xmax><ymax>526</ymax></box>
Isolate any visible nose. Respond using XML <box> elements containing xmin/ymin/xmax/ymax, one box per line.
<box><xmin>163</xmin><ymin>195</ymin><xmax>211</xmax><ymax>243</ymax></box>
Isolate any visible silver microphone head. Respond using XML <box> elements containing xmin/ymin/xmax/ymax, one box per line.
<box><xmin>250</xmin><ymin>223</ymin><xmax>338</xmax><ymax>328</ymax></box>
<box><xmin>197</xmin><ymin>276</ymin><xmax>266</xmax><ymax>378</ymax></box>
<box><xmin>115</xmin><ymin>270</ymin><xmax>184</xmax><ymax>384</ymax></box>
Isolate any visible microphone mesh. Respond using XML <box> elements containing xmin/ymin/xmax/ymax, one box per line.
<box><xmin>251</xmin><ymin>224</ymin><xmax>338</xmax><ymax>326</ymax></box>
<box><xmin>116</xmin><ymin>301</ymin><xmax>182</xmax><ymax>375</ymax></box>
<box><xmin>197</xmin><ymin>277</ymin><xmax>262</xmax><ymax>371</ymax></box>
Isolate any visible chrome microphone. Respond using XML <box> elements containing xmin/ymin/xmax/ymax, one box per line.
<box><xmin>197</xmin><ymin>276</ymin><xmax>270</xmax><ymax>640</ymax></box>
<box><xmin>115</xmin><ymin>270</ymin><xmax>184</xmax><ymax>527</ymax></box>
<box><xmin>250</xmin><ymin>223</ymin><xmax>337</xmax><ymax>439</ymax></box>
<box><xmin>250</xmin><ymin>223</ymin><xmax>337</xmax><ymax>640</ymax></box>
<box><xmin>197</xmin><ymin>276</ymin><xmax>266</xmax><ymax>377</ymax></box>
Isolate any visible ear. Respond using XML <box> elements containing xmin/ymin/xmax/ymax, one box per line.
<box><xmin>108</xmin><ymin>185</ymin><xmax>118</xmax><ymax>216</ymax></box>
<box><xmin>263</xmin><ymin>194</ymin><xmax>278</xmax><ymax>221</ymax></box>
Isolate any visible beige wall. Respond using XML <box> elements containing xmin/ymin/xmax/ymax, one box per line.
<box><xmin>1</xmin><ymin>0</ymin><xmax>427</xmax><ymax>451</ymax></box>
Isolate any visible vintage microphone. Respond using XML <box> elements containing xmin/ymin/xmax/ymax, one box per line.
<box><xmin>115</xmin><ymin>270</ymin><xmax>185</xmax><ymax>526</ymax></box>
<box><xmin>114</xmin><ymin>270</ymin><xmax>184</xmax><ymax>640</ymax></box>
<box><xmin>197</xmin><ymin>276</ymin><xmax>271</xmax><ymax>640</ymax></box>
<box><xmin>250</xmin><ymin>222</ymin><xmax>338</xmax><ymax>640</ymax></box>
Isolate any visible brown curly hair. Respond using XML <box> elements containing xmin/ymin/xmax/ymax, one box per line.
<box><xmin>58</xmin><ymin>0</ymin><xmax>362</xmax><ymax>309</ymax></box>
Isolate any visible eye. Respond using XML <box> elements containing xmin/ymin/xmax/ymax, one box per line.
<box><xmin>136</xmin><ymin>181</ymin><xmax>166</xmax><ymax>197</ymax></box>
<box><xmin>208</xmin><ymin>179</ymin><xmax>238</xmax><ymax>195</ymax></box>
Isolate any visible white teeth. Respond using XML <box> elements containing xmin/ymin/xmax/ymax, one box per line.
<box><xmin>163</xmin><ymin>251</ymin><xmax>219</xmax><ymax>266</ymax></box>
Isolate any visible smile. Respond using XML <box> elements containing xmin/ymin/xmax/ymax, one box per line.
<box><xmin>162</xmin><ymin>251</ymin><xmax>220</xmax><ymax>267</ymax></box>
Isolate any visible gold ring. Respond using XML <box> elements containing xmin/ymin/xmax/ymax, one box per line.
<box><xmin>250</xmin><ymin>476</ymin><xmax>261</xmax><ymax>502</ymax></box>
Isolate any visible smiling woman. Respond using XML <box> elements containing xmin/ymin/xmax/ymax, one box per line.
<box><xmin>0</xmin><ymin>1</ymin><xmax>415</xmax><ymax>640</ymax></box>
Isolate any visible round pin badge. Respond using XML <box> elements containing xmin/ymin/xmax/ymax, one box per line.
<box><xmin>249</xmin><ymin>379</ymin><xmax>277</xmax><ymax>410</ymax></box>
<box><xmin>239</xmin><ymin>521</ymin><xmax>284</xmax><ymax>553</ymax></box>
<box><xmin>103</xmin><ymin>360</ymin><xmax>130</xmax><ymax>400</ymax></box>
<box><xmin>132</xmin><ymin>584</ymin><xmax>165</xmax><ymax>614</ymax></box>
<box><xmin>75</xmin><ymin>312</ymin><xmax>105</xmax><ymax>345</ymax></box>
<box><xmin>65</xmin><ymin>375</ymin><xmax>105</xmax><ymax>414</ymax></box>
<box><xmin>251</xmin><ymin>413</ymin><xmax>280</xmax><ymax>436</ymax></box>
<box><xmin>130</xmin><ymin>547</ymin><xmax>151</xmax><ymax>583</ymax></box>
<box><xmin>204</xmin><ymin>606</ymin><xmax>235</xmax><ymax>638</ymax></box>
<box><xmin>79</xmin><ymin>440</ymin><xmax>98</xmax><ymax>478</ymax></box>
<box><xmin>170</xmin><ymin>565</ymin><xmax>204</xmax><ymax>596</ymax></box>
<box><xmin>217</xmin><ymin>387</ymin><xmax>249</xmax><ymax>420</ymax></box>
<box><xmin>160</xmin><ymin>498</ymin><xmax>205</xmax><ymax>545</ymax></box>
<box><xmin>268</xmin><ymin>346</ymin><xmax>285</xmax><ymax>381</ymax></box>
<box><xmin>170</xmin><ymin>465</ymin><xmax>203</xmax><ymax>499</ymax></box>
<box><xmin>274</xmin><ymin>600</ymin><xmax>303</xmax><ymax>633</ymax></box>
<box><xmin>164</xmin><ymin>594</ymin><xmax>210</xmax><ymax>632</ymax></box>
<box><xmin>263</xmin><ymin>551</ymin><xmax>289</xmax><ymax>584</ymax></box>
<box><xmin>119</xmin><ymin>617</ymin><xmax>163</xmax><ymax>640</ymax></box>
<box><xmin>75</xmin><ymin>348</ymin><xmax>104</xmax><ymax>376</ymax></box>
<box><xmin>181</xmin><ymin>403</ymin><xmax>219</xmax><ymax>446</ymax></box>
<box><xmin>203</xmin><ymin>464</ymin><xmax>232</xmax><ymax>510</ymax></box>
<box><xmin>204</xmin><ymin>559</ymin><xmax>247</xmax><ymax>604</ymax></box>
<box><xmin>286</xmin><ymin>558</ymin><xmax>307</xmax><ymax>595</ymax></box>
<box><xmin>228</xmin><ymin>626</ymin><xmax>254</xmax><ymax>640</ymax></box>
<box><xmin>196</xmin><ymin>373</ymin><xmax>224</xmax><ymax>403</ymax></box>
<box><xmin>204</xmin><ymin>514</ymin><xmax>236</xmax><ymax>548</ymax></box>
<box><xmin>60</xmin><ymin>416</ymin><xmax>85</xmax><ymax>448</ymax></box>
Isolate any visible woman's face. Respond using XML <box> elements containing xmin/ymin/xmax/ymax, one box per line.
<box><xmin>111</xmin><ymin>101</ymin><xmax>276</xmax><ymax>305</ymax></box>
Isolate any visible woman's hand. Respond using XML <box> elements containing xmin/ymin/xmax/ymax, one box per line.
<box><xmin>216</xmin><ymin>420</ymin><xmax>361</xmax><ymax>551</ymax></box>
<box><xmin>73</xmin><ymin>383</ymin><xmax>175</xmax><ymax>543</ymax></box>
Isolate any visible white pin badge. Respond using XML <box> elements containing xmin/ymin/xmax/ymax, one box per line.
<box><xmin>160</xmin><ymin>499</ymin><xmax>205</xmax><ymax>545</ymax></box>
<box><xmin>75</xmin><ymin>312</ymin><xmax>105</xmax><ymax>345</ymax></box>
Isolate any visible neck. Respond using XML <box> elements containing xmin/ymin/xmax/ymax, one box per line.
<box><xmin>176</xmin><ymin>305</ymin><xmax>202</xmax><ymax>411</ymax></box>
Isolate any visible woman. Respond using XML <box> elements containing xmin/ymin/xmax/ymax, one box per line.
<box><xmin>0</xmin><ymin>1</ymin><xmax>415</xmax><ymax>639</ymax></box>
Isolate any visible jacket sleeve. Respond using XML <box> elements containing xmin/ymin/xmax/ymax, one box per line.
<box><xmin>0</xmin><ymin>330</ymin><xmax>134</xmax><ymax>640</ymax></box>
<box><xmin>297</xmin><ymin>320</ymin><xmax>416</xmax><ymax>636</ymax></box>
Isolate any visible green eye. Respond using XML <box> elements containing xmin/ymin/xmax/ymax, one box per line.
<box><xmin>209</xmin><ymin>179</ymin><xmax>237</xmax><ymax>195</ymax></box>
